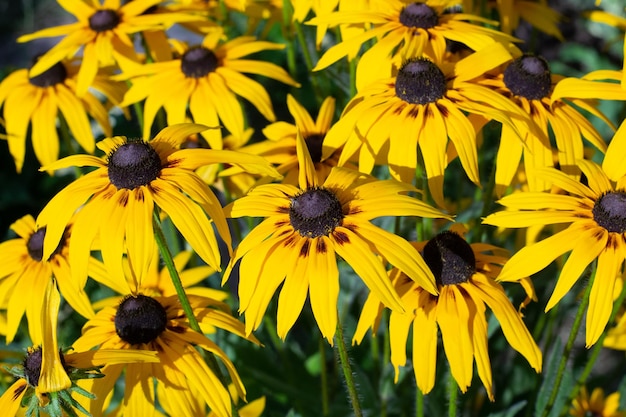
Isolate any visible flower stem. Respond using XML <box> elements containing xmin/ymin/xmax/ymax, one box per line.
<box><xmin>335</xmin><ymin>316</ymin><xmax>363</xmax><ymax>417</ymax></box>
<box><xmin>416</xmin><ymin>387</ymin><xmax>424</xmax><ymax>417</ymax></box>
<box><xmin>448</xmin><ymin>371</ymin><xmax>458</xmax><ymax>417</ymax></box>
<box><xmin>541</xmin><ymin>271</ymin><xmax>595</xmax><ymax>417</ymax></box>
<box><xmin>320</xmin><ymin>335</ymin><xmax>330</xmax><ymax>416</ymax></box>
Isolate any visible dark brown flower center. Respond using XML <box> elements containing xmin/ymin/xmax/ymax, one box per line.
<box><xmin>27</xmin><ymin>227</ymin><xmax>64</xmax><ymax>262</ymax></box>
<box><xmin>592</xmin><ymin>192</ymin><xmax>626</xmax><ymax>233</ymax></box>
<box><xmin>107</xmin><ymin>140</ymin><xmax>162</xmax><ymax>190</ymax></box>
<box><xmin>181</xmin><ymin>47</ymin><xmax>219</xmax><ymax>78</ymax></box>
<box><xmin>115</xmin><ymin>295</ymin><xmax>168</xmax><ymax>345</ymax></box>
<box><xmin>399</xmin><ymin>3</ymin><xmax>439</xmax><ymax>29</ymax></box>
<box><xmin>88</xmin><ymin>9</ymin><xmax>121</xmax><ymax>32</ymax></box>
<box><xmin>305</xmin><ymin>133</ymin><xmax>325</xmax><ymax>163</ymax></box>
<box><xmin>503</xmin><ymin>54</ymin><xmax>552</xmax><ymax>100</ymax></box>
<box><xmin>423</xmin><ymin>231</ymin><xmax>475</xmax><ymax>286</ymax></box>
<box><xmin>23</xmin><ymin>348</ymin><xmax>68</xmax><ymax>388</ymax></box>
<box><xmin>395</xmin><ymin>58</ymin><xmax>447</xmax><ymax>105</ymax></box>
<box><xmin>289</xmin><ymin>187</ymin><xmax>343</xmax><ymax>238</ymax></box>
<box><xmin>29</xmin><ymin>60</ymin><xmax>67</xmax><ymax>88</ymax></box>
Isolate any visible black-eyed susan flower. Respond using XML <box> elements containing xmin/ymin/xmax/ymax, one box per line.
<box><xmin>36</xmin><ymin>123</ymin><xmax>280</xmax><ymax>291</ymax></box>
<box><xmin>0</xmin><ymin>214</ymin><xmax>94</xmax><ymax>344</ymax></box>
<box><xmin>322</xmin><ymin>43</ymin><xmax>529</xmax><ymax>207</ymax></box>
<box><xmin>483</xmin><ymin>120</ymin><xmax>626</xmax><ymax>347</ymax></box>
<box><xmin>354</xmin><ymin>230</ymin><xmax>541</xmax><ymax>400</ymax></box>
<box><xmin>71</xmin><ymin>290</ymin><xmax>253</xmax><ymax>417</ymax></box>
<box><xmin>569</xmin><ymin>387</ymin><xmax>625</xmax><ymax>417</ymax></box>
<box><xmin>238</xmin><ymin>93</ymin><xmax>343</xmax><ymax>185</ymax></box>
<box><xmin>0</xmin><ymin>58</ymin><xmax>125</xmax><ymax>172</ymax></box>
<box><xmin>224</xmin><ymin>132</ymin><xmax>450</xmax><ymax>343</ymax></box>
<box><xmin>308</xmin><ymin>0</ymin><xmax>518</xmax><ymax>89</ymax></box>
<box><xmin>0</xmin><ymin>280</ymin><xmax>158</xmax><ymax>417</ymax></box>
<box><xmin>18</xmin><ymin>0</ymin><xmax>201</xmax><ymax>96</ymax></box>
<box><xmin>475</xmin><ymin>53</ymin><xmax>611</xmax><ymax>194</ymax></box>
<box><xmin>117</xmin><ymin>28</ymin><xmax>299</xmax><ymax>145</ymax></box>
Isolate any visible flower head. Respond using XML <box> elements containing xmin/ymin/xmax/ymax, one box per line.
<box><xmin>224</xmin><ymin>131</ymin><xmax>450</xmax><ymax>342</ymax></box>
<box><xmin>569</xmin><ymin>387</ymin><xmax>625</xmax><ymax>417</ymax></box>
<box><xmin>354</xmin><ymin>230</ymin><xmax>541</xmax><ymax>400</ymax></box>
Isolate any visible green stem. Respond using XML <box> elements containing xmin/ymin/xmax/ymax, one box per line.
<box><xmin>557</xmin><ymin>276</ymin><xmax>626</xmax><ymax>417</ymax></box>
<box><xmin>294</xmin><ymin>20</ymin><xmax>324</xmax><ymax>105</ymax></box>
<box><xmin>541</xmin><ymin>272</ymin><xmax>595</xmax><ymax>417</ymax></box>
<box><xmin>448</xmin><ymin>371</ymin><xmax>458</xmax><ymax>417</ymax></box>
<box><xmin>416</xmin><ymin>387</ymin><xmax>424</xmax><ymax>417</ymax></box>
<box><xmin>336</xmin><ymin>316</ymin><xmax>363</xmax><ymax>417</ymax></box>
<box><xmin>320</xmin><ymin>335</ymin><xmax>330</xmax><ymax>416</ymax></box>
<box><xmin>153</xmin><ymin>210</ymin><xmax>239</xmax><ymax>416</ymax></box>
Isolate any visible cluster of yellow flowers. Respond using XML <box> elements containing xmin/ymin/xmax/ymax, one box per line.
<box><xmin>0</xmin><ymin>0</ymin><xmax>625</xmax><ymax>416</ymax></box>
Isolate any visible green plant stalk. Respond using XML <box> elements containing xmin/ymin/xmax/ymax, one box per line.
<box><xmin>417</xmin><ymin>387</ymin><xmax>424</xmax><ymax>417</ymax></box>
<box><xmin>294</xmin><ymin>20</ymin><xmax>324</xmax><ymax>105</ymax></box>
<box><xmin>336</xmin><ymin>316</ymin><xmax>363</xmax><ymax>417</ymax></box>
<box><xmin>281</xmin><ymin>0</ymin><xmax>297</xmax><ymax>80</ymax></box>
<box><xmin>448</xmin><ymin>370</ymin><xmax>458</xmax><ymax>417</ymax></box>
<box><xmin>557</xmin><ymin>275</ymin><xmax>626</xmax><ymax>417</ymax></box>
<box><xmin>152</xmin><ymin>210</ymin><xmax>239</xmax><ymax>417</ymax></box>
<box><xmin>320</xmin><ymin>335</ymin><xmax>330</xmax><ymax>416</ymax></box>
<box><xmin>541</xmin><ymin>271</ymin><xmax>595</xmax><ymax>417</ymax></box>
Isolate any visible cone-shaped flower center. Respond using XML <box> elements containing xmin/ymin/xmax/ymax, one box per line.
<box><xmin>89</xmin><ymin>9</ymin><xmax>121</xmax><ymax>32</ymax></box>
<box><xmin>289</xmin><ymin>187</ymin><xmax>344</xmax><ymax>238</ymax></box>
<box><xmin>29</xmin><ymin>61</ymin><xmax>67</xmax><ymax>88</ymax></box>
<box><xmin>115</xmin><ymin>295</ymin><xmax>168</xmax><ymax>345</ymax></box>
<box><xmin>423</xmin><ymin>231</ymin><xmax>476</xmax><ymax>286</ymax></box>
<box><xmin>503</xmin><ymin>54</ymin><xmax>552</xmax><ymax>100</ymax></box>
<box><xmin>108</xmin><ymin>141</ymin><xmax>162</xmax><ymax>190</ymax></box>
<box><xmin>395</xmin><ymin>58</ymin><xmax>447</xmax><ymax>105</ymax></box>
<box><xmin>592</xmin><ymin>192</ymin><xmax>626</xmax><ymax>233</ymax></box>
<box><xmin>399</xmin><ymin>3</ymin><xmax>439</xmax><ymax>29</ymax></box>
<box><xmin>305</xmin><ymin>133</ymin><xmax>325</xmax><ymax>163</ymax></box>
<box><xmin>23</xmin><ymin>348</ymin><xmax>67</xmax><ymax>388</ymax></box>
<box><xmin>27</xmin><ymin>226</ymin><xmax>64</xmax><ymax>262</ymax></box>
<box><xmin>181</xmin><ymin>47</ymin><xmax>219</xmax><ymax>78</ymax></box>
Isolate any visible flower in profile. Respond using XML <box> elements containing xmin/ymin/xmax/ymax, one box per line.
<box><xmin>71</xmin><ymin>290</ymin><xmax>253</xmax><ymax>417</ymax></box>
<box><xmin>354</xmin><ymin>230</ymin><xmax>541</xmax><ymax>400</ymax></box>
<box><xmin>0</xmin><ymin>57</ymin><xmax>125</xmax><ymax>172</ymax></box>
<box><xmin>224</xmin><ymin>132</ymin><xmax>450</xmax><ymax>342</ymax></box>
<box><xmin>36</xmin><ymin>123</ymin><xmax>281</xmax><ymax>290</ymax></box>
<box><xmin>17</xmin><ymin>0</ymin><xmax>201</xmax><ymax>96</ymax></box>
<box><xmin>0</xmin><ymin>214</ymin><xmax>94</xmax><ymax>344</ymax></box>
<box><xmin>483</xmin><ymin>120</ymin><xmax>626</xmax><ymax>347</ymax></box>
<box><xmin>308</xmin><ymin>0</ymin><xmax>518</xmax><ymax>88</ymax></box>
<box><xmin>476</xmin><ymin>53</ymin><xmax>611</xmax><ymax>194</ymax></box>
<box><xmin>569</xmin><ymin>387</ymin><xmax>625</xmax><ymax>417</ymax></box>
<box><xmin>117</xmin><ymin>28</ymin><xmax>300</xmax><ymax>146</ymax></box>
<box><xmin>322</xmin><ymin>43</ymin><xmax>529</xmax><ymax>207</ymax></box>
<box><xmin>240</xmin><ymin>93</ymin><xmax>342</xmax><ymax>184</ymax></box>
<box><xmin>0</xmin><ymin>280</ymin><xmax>158</xmax><ymax>417</ymax></box>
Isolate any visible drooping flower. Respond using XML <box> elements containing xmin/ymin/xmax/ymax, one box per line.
<box><xmin>36</xmin><ymin>123</ymin><xmax>280</xmax><ymax>289</ymax></box>
<box><xmin>117</xmin><ymin>28</ymin><xmax>299</xmax><ymax>145</ymax></box>
<box><xmin>224</xmin><ymin>131</ymin><xmax>450</xmax><ymax>342</ymax></box>
<box><xmin>483</xmin><ymin>120</ymin><xmax>626</xmax><ymax>347</ymax></box>
<box><xmin>354</xmin><ymin>230</ymin><xmax>541</xmax><ymax>400</ymax></box>
<box><xmin>0</xmin><ymin>57</ymin><xmax>125</xmax><ymax>172</ymax></box>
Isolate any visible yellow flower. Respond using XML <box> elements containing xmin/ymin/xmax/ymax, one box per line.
<box><xmin>354</xmin><ymin>230</ymin><xmax>541</xmax><ymax>400</ymax></box>
<box><xmin>483</xmin><ymin>120</ymin><xmax>626</xmax><ymax>347</ymax></box>
<box><xmin>570</xmin><ymin>387</ymin><xmax>625</xmax><ymax>417</ymax></box>
<box><xmin>323</xmin><ymin>43</ymin><xmax>529</xmax><ymax>207</ymax></box>
<box><xmin>0</xmin><ymin>58</ymin><xmax>124</xmax><ymax>172</ymax></box>
<box><xmin>585</xmin><ymin>8</ymin><xmax>626</xmax><ymax>88</ymax></box>
<box><xmin>18</xmin><ymin>0</ymin><xmax>200</xmax><ymax>96</ymax></box>
<box><xmin>224</xmin><ymin>131</ymin><xmax>450</xmax><ymax>342</ymax></box>
<box><xmin>36</xmin><ymin>123</ymin><xmax>280</xmax><ymax>290</ymax></box>
<box><xmin>117</xmin><ymin>28</ymin><xmax>299</xmax><ymax>145</ymax></box>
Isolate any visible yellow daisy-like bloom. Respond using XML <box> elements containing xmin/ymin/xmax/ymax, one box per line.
<box><xmin>17</xmin><ymin>0</ymin><xmax>201</xmax><ymax>96</ymax></box>
<box><xmin>476</xmin><ymin>53</ymin><xmax>611</xmax><ymax>194</ymax></box>
<box><xmin>354</xmin><ymin>230</ymin><xmax>541</xmax><ymax>401</ymax></box>
<box><xmin>224</xmin><ymin>132</ymin><xmax>450</xmax><ymax>343</ymax></box>
<box><xmin>483</xmin><ymin>120</ymin><xmax>626</xmax><ymax>347</ymax></box>
<box><xmin>36</xmin><ymin>123</ymin><xmax>280</xmax><ymax>291</ymax></box>
<box><xmin>308</xmin><ymin>0</ymin><xmax>518</xmax><ymax>89</ymax></box>
<box><xmin>0</xmin><ymin>58</ymin><xmax>125</xmax><ymax>172</ymax></box>
<box><xmin>239</xmin><ymin>93</ymin><xmax>342</xmax><ymax>185</ymax></box>
<box><xmin>117</xmin><ymin>28</ymin><xmax>299</xmax><ymax>145</ymax></box>
<box><xmin>72</xmin><ymin>291</ymin><xmax>252</xmax><ymax>417</ymax></box>
<box><xmin>322</xmin><ymin>43</ymin><xmax>529</xmax><ymax>207</ymax></box>
<box><xmin>585</xmin><ymin>9</ymin><xmax>626</xmax><ymax>88</ymax></box>
<box><xmin>570</xmin><ymin>387</ymin><xmax>625</xmax><ymax>417</ymax></box>
<box><xmin>0</xmin><ymin>214</ymin><xmax>94</xmax><ymax>344</ymax></box>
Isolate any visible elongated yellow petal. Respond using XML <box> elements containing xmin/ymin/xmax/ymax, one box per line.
<box><xmin>308</xmin><ymin>236</ymin><xmax>340</xmax><ymax>343</ymax></box>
